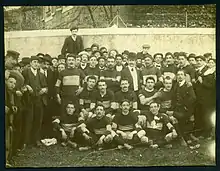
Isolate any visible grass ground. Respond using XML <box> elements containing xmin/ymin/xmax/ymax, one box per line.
<box><xmin>12</xmin><ymin>139</ymin><xmax>215</xmax><ymax>167</ymax></box>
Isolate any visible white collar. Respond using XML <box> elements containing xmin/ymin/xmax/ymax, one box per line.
<box><xmin>71</xmin><ymin>35</ymin><xmax>77</xmax><ymax>41</ymax></box>
<box><xmin>178</xmin><ymin>80</ymin><xmax>185</xmax><ymax>87</ymax></box>
<box><xmin>31</xmin><ymin>67</ymin><xmax>37</xmax><ymax>75</ymax></box>
<box><xmin>145</xmin><ymin>87</ymin><xmax>154</xmax><ymax>92</ymax></box>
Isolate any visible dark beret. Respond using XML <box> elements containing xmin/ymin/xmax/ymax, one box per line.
<box><xmin>6</xmin><ymin>50</ymin><xmax>20</xmax><ymax>58</ymax></box>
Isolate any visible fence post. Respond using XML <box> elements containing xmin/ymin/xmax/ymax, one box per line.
<box><xmin>185</xmin><ymin>11</ymin><xmax>188</xmax><ymax>28</ymax></box>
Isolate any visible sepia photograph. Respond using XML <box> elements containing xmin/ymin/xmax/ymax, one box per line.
<box><xmin>4</xmin><ymin>5</ymin><xmax>216</xmax><ymax>167</ymax></box>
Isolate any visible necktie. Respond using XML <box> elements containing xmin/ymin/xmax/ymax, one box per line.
<box><xmin>131</xmin><ymin>68</ymin><xmax>134</xmax><ymax>72</ymax></box>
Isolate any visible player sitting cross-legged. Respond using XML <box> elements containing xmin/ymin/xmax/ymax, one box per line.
<box><xmin>145</xmin><ymin>102</ymin><xmax>178</xmax><ymax>148</ymax></box>
<box><xmin>52</xmin><ymin>102</ymin><xmax>85</xmax><ymax>148</ymax></box>
<box><xmin>112</xmin><ymin>100</ymin><xmax>150</xmax><ymax>149</ymax></box>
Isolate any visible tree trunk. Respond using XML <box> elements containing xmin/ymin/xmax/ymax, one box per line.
<box><xmin>87</xmin><ymin>6</ymin><xmax>96</xmax><ymax>28</ymax></box>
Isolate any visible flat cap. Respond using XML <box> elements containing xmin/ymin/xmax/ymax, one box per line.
<box><xmin>195</xmin><ymin>55</ymin><xmax>206</xmax><ymax>61</ymax></box>
<box><xmin>6</xmin><ymin>50</ymin><xmax>20</xmax><ymax>58</ymax></box>
<box><xmin>122</xmin><ymin>50</ymin><xmax>129</xmax><ymax>56</ymax></box>
<box><xmin>58</xmin><ymin>54</ymin><xmax>66</xmax><ymax>60</ymax></box>
<box><xmin>30</xmin><ymin>56</ymin><xmax>40</xmax><ymax>61</ymax></box>
<box><xmin>20</xmin><ymin>57</ymin><xmax>31</xmax><ymax>65</ymax></box>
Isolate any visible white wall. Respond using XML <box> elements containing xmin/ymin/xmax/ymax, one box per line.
<box><xmin>4</xmin><ymin>28</ymin><xmax>215</xmax><ymax>58</ymax></box>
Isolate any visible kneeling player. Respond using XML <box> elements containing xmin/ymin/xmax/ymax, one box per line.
<box><xmin>112</xmin><ymin>100</ymin><xmax>149</xmax><ymax>149</ymax></box>
<box><xmin>145</xmin><ymin>102</ymin><xmax>178</xmax><ymax>148</ymax></box>
<box><xmin>81</xmin><ymin>105</ymin><xmax>114</xmax><ymax>150</ymax></box>
<box><xmin>52</xmin><ymin>102</ymin><xmax>85</xmax><ymax>148</ymax></box>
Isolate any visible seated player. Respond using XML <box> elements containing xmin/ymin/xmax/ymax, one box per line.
<box><xmin>112</xmin><ymin>100</ymin><xmax>149</xmax><ymax>149</ymax></box>
<box><xmin>78</xmin><ymin>76</ymin><xmax>97</xmax><ymax>121</ymax></box>
<box><xmin>52</xmin><ymin>102</ymin><xmax>85</xmax><ymax>148</ymax></box>
<box><xmin>115</xmin><ymin>79</ymin><xmax>138</xmax><ymax>110</ymax></box>
<box><xmin>80</xmin><ymin>105</ymin><xmax>114</xmax><ymax>150</ymax></box>
<box><xmin>145</xmin><ymin>102</ymin><xmax>178</xmax><ymax>148</ymax></box>
<box><xmin>94</xmin><ymin>80</ymin><xmax>116</xmax><ymax>121</ymax></box>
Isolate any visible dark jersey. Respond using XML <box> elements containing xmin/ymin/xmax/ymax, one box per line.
<box><xmin>115</xmin><ymin>90</ymin><xmax>137</xmax><ymax>104</ymax></box>
<box><xmin>138</xmin><ymin>88</ymin><xmax>157</xmax><ymax>110</ymax></box>
<box><xmin>156</xmin><ymin>88</ymin><xmax>173</xmax><ymax>113</ymax></box>
<box><xmin>113</xmin><ymin>110</ymin><xmax>139</xmax><ymax>131</ymax></box>
<box><xmin>94</xmin><ymin>89</ymin><xmax>115</xmax><ymax>109</ymax></box>
<box><xmin>58</xmin><ymin>68</ymin><xmax>85</xmax><ymax>96</ymax></box>
<box><xmin>161</xmin><ymin>64</ymin><xmax>178</xmax><ymax>80</ymax></box>
<box><xmin>84</xmin><ymin>66</ymin><xmax>100</xmax><ymax>79</ymax></box>
<box><xmin>141</xmin><ymin>65</ymin><xmax>162</xmax><ymax>84</ymax></box>
<box><xmin>79</xmin><ymin>88</ymin><xmax>96</xmax><ymax>109</ymax></box>
<box><xmin>86</xmin><ymin>116</ymin><xmax>110</xmax><ymax>135</ymax></box>
<box><xmin>100</xmin><ymin>68</ymin><xmax>120</xmax><ymax>92</ymax></box>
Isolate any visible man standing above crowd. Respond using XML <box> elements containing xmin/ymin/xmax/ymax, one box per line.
<box><xmin>137</xmin><ymin>44</ymin><xmax>151</xmax><ymax>60</ymax></box>
<box><xmin>61</xmin><ymin>26</ymin><xmax>84</xmax><ymax>56</ymax></box>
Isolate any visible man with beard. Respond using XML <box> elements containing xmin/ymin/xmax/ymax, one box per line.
<box><xmin>100</xmin><ymin>56</ymin><xmax>120</xmax><ymax>92</ymax></box>
<box><xmin>115</xmin><ymin>79</ymin><xmax>138</xmax><ymax>110</ymax></box>
<box><xmin>161</xmin><ymin>52</ymin><xmax>178</xmax><ymax>80</ymax></box>
<box><xmin>78</xmin><ymin>76</ymin><xmax>97</xmax><ymax>122</ymax></box>
<box><xmin>61</xmin><ymin>26</ymin><xmax>84</xmax><ymax>56</ymax></box>
<box><xmin>55</xmin><ymin>54</ymin><xmax>85</xmax><ymax>116</ymax></box>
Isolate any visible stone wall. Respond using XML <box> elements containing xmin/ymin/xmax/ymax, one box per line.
<box><xmin>4</xmin><ymin>28</ymin><xmax>215</xmax><ymax>58</ymax></box>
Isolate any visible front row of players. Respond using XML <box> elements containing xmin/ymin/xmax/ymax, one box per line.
<box><xmin>52</xmin><ymin>100</ymin><xmax>178</xmax><ymax>151</ymax></box>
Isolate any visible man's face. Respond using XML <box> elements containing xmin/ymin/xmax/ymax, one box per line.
<box><xmin>145</xmin><ymin>57</ymin><xmax>153</xmax><ymax>67</ymax></box>
<box><xmin>143</xmin><ymin>47</ymin><xmax>149</xmax><ymax>53</ymax></box>
<box><xmin>71</xmin><ymin>29</ymin><xmax>78</xmax><ymax>36</ymax></box>
<box><xmin>178</xmin><ymin>56</ymin><xmax>186</xmax><ymax>67</ymax></box>
<box><xmin>14</xmin><ymin>66</ymin><xmax>22</xmax><ymax>73</ymax></box>
<box><xmin>146</xmin><ymin>79</ymin><xmax>155</xmax><ymax>90</ymax></box>
<box><xmin>81</xmin><ymin>55</ymin><xmax>88</xmax><ymax>63</ymax></box>
<box><xmin>166</xmin><ymin>55</ymin><xmax>174</xmax><ymax>65</ymax></box>
<box><xmin>6</xmin><ymin>77</ymin><xmax>16</xmax><ymax>90</ymax></box>
<box><xmin>58</xmin><ymin>64</ymin><xmax>65</xmax><ymax>72</ymax></box>
<box><xmin>30</xmin><ymin>60</ymin><xmax>39</xmax><ymax>70</ymax></box>
<box><xmin>208</xmin><ymin>60</ymin><xmax>215</xmax><ymax>68</ymax></box>
<box><xmin>98</xmin><ymin>81</ymin><xmax>107</xmax><ymax>91</ymax></box>
<box><xmin>121</xmin><ymin>101</ymin><xmax>131</xmax><ymax>114</ymax></box>
<box><xmin>116</xmin><ymin>56</ymin><xmax>123</xmax><ymax>65</ymax></box>
<box><xmin>98</xmin><ymin>59</ymin><xmax>105</xmax><ymax>68</ymax></box>
<box><xmin>103</xmin><ymin>52</ymin><xmax>108</xmax><ymax>58</ymax></box>
<box><xmin>91</xmin><ymin>47</ymin><xmax>98</xmax><ymax>52</ymax></box>
<box><xmin>196</xmin><ymin>58</ymin><xmax>204</xmax><ymax>68</ymax></box>
<box><xmin>107</xmin><ymin>58</ymin><xmax>115</xmax><ymax>69</ymax></box>
<box><xmin>96</xmin><ymin>106</ymin><xmax>105</xmax><ymax>119</ymax></box>
<box><xmin>89</xmin><ymin>57</ymin><xmax>97</xmax><ymax>67</ymax></box>
<box><xmin>150</xmin><ymin>103</ymin><xmax>160</xmax><ymax>115</ymax></box>
<box><xmin>66</xmin><ymin>104</ymin><xmax>75</xmax><ymax>115</ymax></box>
<box><xmin>87</xmin><ymin>78</ymin><xmax>96</xmax><ymax>89</ymax></box>
<box><xmin>188</xmin><ymin>58</ymin><xmax>196</xmax><ymax>66</ymax></box>
<box><xmin>52</xmin><ymin>59</ymin><xmax>58</xmax><ymax>68</ymax></box>
<box><xmin>5</xmin><ymin>56</ymin><xmax>17</xmax><ymax>69</ymax></box>
<box><xmin>44</xmin><ymin>61</ymin><xmax>50</xmax><ymax>70</ymax></box>
<box><xmin>101</xmin><ymin>48</ymin><xmax>107</xmax><ymax>53</ymax></box>
<box><xmin>120</xmin><ymin>80</ymin><xmax>129</xmax><ymax>91</ymax></box>
<box><xmin>75</xmin><ymin>57</ymin><xmax>81</xmax><ymax>67</ymax></box>
<box><xmin>58</xmin><ymin>59</ymin><xmax>66</xmax><ymax>64</ymax></box>
<box><xmin>5</xmin><ymin>70</ymin><xmax>10</xmax><ymax>80</ymax></box>
<box><xmin>122</xmin><ymin>54</ymin><xmax>128</xmax><ymax>62</ymax></box>
<box><xmin>67</xmin><ymin>57</ymin><xmax>75</xmax><ymax>68</ymax></box>
<box><xmin>177</xmin><ymin>71</ymin><xmax>185</xmax><ymax>82</ymax></box>
<box><xmin>128</xmin><ymin>59</ymin><xmax>135</xmax><ymax>67</ymax></box>
<box><xmin>94</xmin><ymin>52</ymin><xmax>101</xmax><ymax>58</ymax></box>
<box><xmin>109</xmin><ymin>50</ymin><xmax>117</xmax><ymax>58</ymax></box>
<box><xmin>154</xmin><ymin>55</ymin><xmax>163</xmax><ymax>64</ymax></box>
<box><xmin>164</xmin><ymin>79</ymin><xmax>172</xmax><ymax>91</ymax></box>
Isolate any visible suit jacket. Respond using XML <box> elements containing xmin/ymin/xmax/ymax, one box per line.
<box><xmin>61</xmin><ymin>35</ymin><xmax>84</xmax><ymax>55</ymax></box>
<box><xmin>22</xmin><ymin>68</ymin><xmax>48</xmax><ymax>106</ymax></box>
<box><xmin>45</xmin><ymin>68</ymin><xmax>56</xmax><ymax>99</ymax></box>
<box><xmin>121</xmin><ymin>67</ymin><xmax>142</xmax><ymax>91</ymax></box>
<box><xmin>172</xmin><ymin>82</ymin><xmax>196</xmax><ymax>115</ymax></box>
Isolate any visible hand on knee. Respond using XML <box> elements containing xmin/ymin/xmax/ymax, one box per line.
<box><xmin>140</xmin><ymin>136</ymin><xmax>149</xmax><ymax>144</ymax></box>
<box><xmin>104</xmin><ymin>134</ymin><xmax>113</xmax><ymax>143</ymax></box>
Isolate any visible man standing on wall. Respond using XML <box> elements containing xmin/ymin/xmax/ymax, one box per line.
<box><xmin>61</xmin><ymin>26</ymin><xmax>84</xmax><ymax>56</ymax></box>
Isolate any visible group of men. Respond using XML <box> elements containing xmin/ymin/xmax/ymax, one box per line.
<box><xmin>5</xmin><ymin>26</ymin><xmax>216</xmax><ymax>166</ymax></box>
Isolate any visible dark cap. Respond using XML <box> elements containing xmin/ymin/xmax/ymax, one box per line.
<box><xmin>122</xmin><ymin>50</ymin><xmax>129</xmax><ymax>56</ymax></box>
<box><xmin>30</xmin><ymin>56</ymin><xmax>40</xmax><ymax>62</ymax></box>
<box><xmin>178</xmin><ymin>52</ymin><xmax>187</xmax><ymax>58</ymax></box>
<box><xmin>195</xmin><ymin>55</ymin><xmax>206</xmax><ymax>61</ymax></box>
<box><xmin>128</xmin><ymin>52</ymin><xmax>137</xmax><ymax>60</ymax></box>
<box><xmin>188</xmin><ymin>53</ymin><xmax>196</xmax><ymax>59</ymax></box>
<box><xmin>153</xmin><ymin>53</ymin><xmax>163</xmax><ymax>59</ymax></box>
<box><xmin>144</xmin><ymin>54</ymin><xmax>153</xmax><ymax>60</ymax></box>
<box><xmin>173</xmin><ymin>52</ymin><xmax>179</xmax><ymax>57</ymax></box>
<box><xmin>6</xmin><ymin>50</ymin><xmax>20</xmax><ymax>58</ymax></box>
<box><xmin>20</xmin><ymin>57</ymin><xmax>30</xmax><ymax>65</ymax></box>
<box><xmin>58</xmin><ymin>54</ymin><xmax>66</xmax><ymax>60</ymax></box>
<box><xmin>36</xmin><ymin>53</ymin><xmax>44</xmax><ymax>57</ymax></box>
<box><xmin>70</xmin><ymin>26</ymin><xmax>78</xmax><ymax>31</ymax></box>
<box><xmin>43</xmin><ymin>54</ymin><xmax>52</xmax><ymax>64</ymax></box>
<box><xmin>91</xmin><ymin>43</ymin><xmax>99</xmax><ymax>49</ymax></box>
<box><xmin>9</xmin><ymin>70</ymin><xmax>24</xmax><ymax>89</ymax></box>
<box><xmin>204</xmin><ymin>53</ymin><xmax>212</xmax><ymax>58</ymax></box>
<box><xmin>92</xmin><ymin>50</ymin><xmax>102</xmax><ymax>56</ymax></box>
<box><xmin>66</xmin><ymin>53</ymin><xmax>76</xmax><ymax>58</ymax></box>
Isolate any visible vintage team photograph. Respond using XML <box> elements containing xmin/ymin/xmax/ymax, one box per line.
<box><xmin>4</xmin><ymin>5</ymin><xmax>216</xmax><ymax>167</ymax></box>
